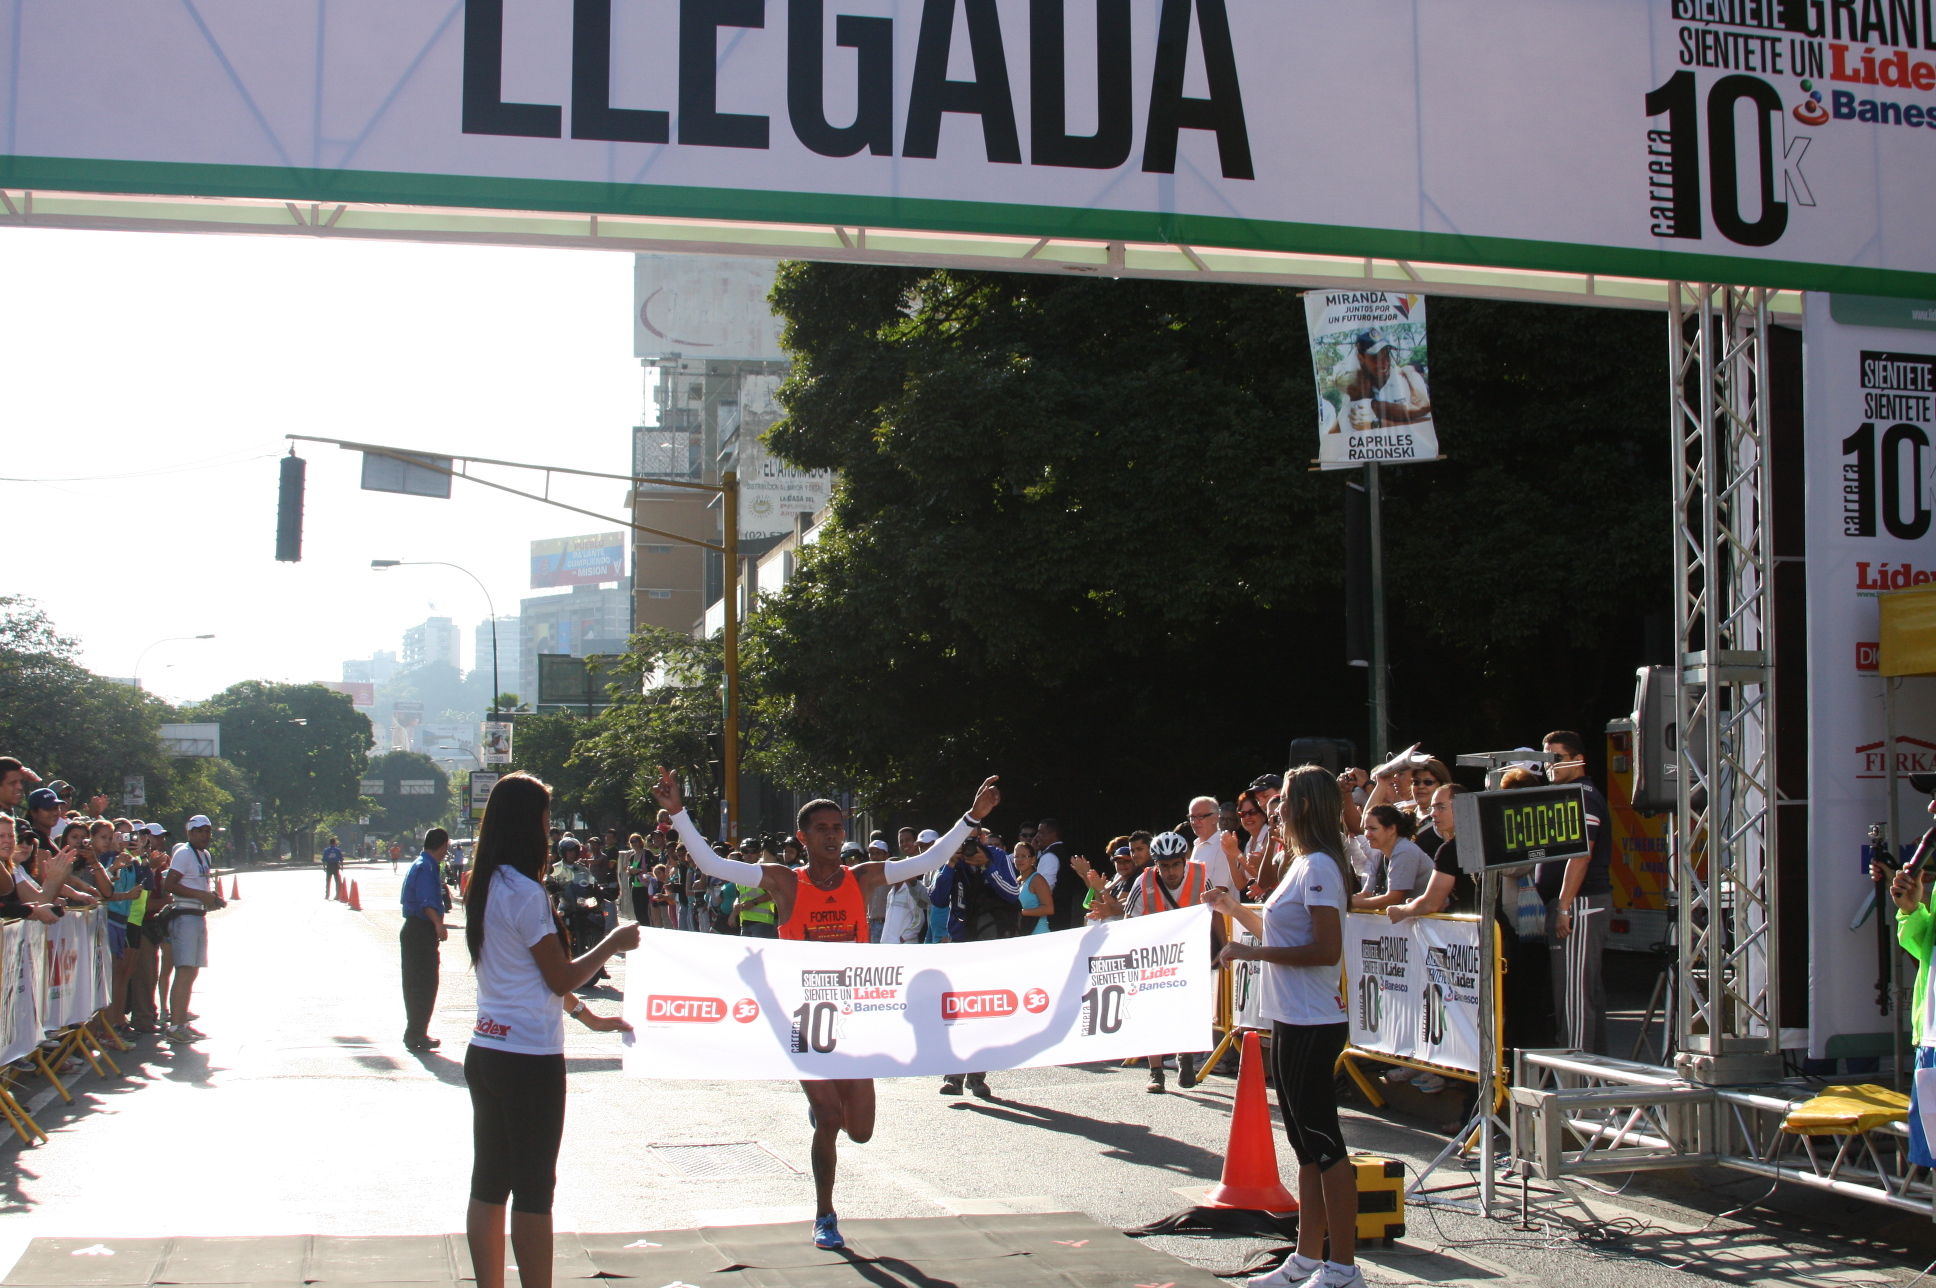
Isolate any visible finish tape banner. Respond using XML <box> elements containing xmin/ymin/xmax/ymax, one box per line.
<box><xmin>1</xmin><ymin>3</ymin><xmax>1932</xmax><ymax>294</ymax></box>
<box><xmin>622</xmin><ymin>905</ymin><xmax>1211</xmax><ymax>1080</ymax></box>
<box><xmin>0</xmin><ymin>911</ymin><xmax>111</xmax><ymax>1066</ymax></box>
<box><xmin>1342</xmin><ymin>912</ymin><xmax>1482</xmax><ymax>1075</ymax></box>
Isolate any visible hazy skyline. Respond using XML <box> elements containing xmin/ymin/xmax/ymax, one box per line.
<box><xmin>3</xmin><ymin>227</ymin><xmax>653</xmax><ymax>706</ymax></box>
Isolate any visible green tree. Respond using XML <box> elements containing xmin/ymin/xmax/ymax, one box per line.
<box><xmin>573</xmin><ymin>628</ymin><xmax>727</xmax><ymax>834</ymax></box>
<box><xmin>749</xmin><ymin>265</ymin><xmax>1667</xmax><ymax>832</ymax></box>
<box><xmin>187</xmin><ymin>681</ymin><xmax>373</xmax><ymax>855</ymax></box>
<box><xmin>0</xmin><ymin>597</ymin><xmax>175</xmax><ymax>803</ymax></box>
<box><xmin>362</xmin><ymin>750</ymin><xmax>453</xmax><ymax>840</ymax></box>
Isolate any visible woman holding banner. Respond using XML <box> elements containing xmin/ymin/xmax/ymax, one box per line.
<box><xmin>1207</xmin><ymin>765</ymin><xmax>1360</xmax><ymax>1288</ymax></box>
<box><xmin>463</xmin><ymin>772</ymin><xmax>638</xmax><ymax>1288</ymax></box>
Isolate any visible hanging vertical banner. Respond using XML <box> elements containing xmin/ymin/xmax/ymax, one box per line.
<box><xmin>0</xmin><ymin>924</ymin><xmax>39</xmax><ymax>1066</ymax></box>
<box><xmin>1805</xmin><ymin>292</ymin><xmax>1936</xmax><ymax>1058</ymax></box>
<box><xmin>1341</xmin><ymin>911</ymin><xmax>1482</xmax><ymax>1074</ymax></box>
<box><xmin>1306</xmin><ymin>292</ymin><xmax>1438</xmax><ymax>471</ymax></box>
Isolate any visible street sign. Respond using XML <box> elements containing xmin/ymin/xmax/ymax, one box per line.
<box><xmin>359</xmin><ymin>778</ymin><xmax>385</xmax><ymax>795</ymax></box>
<box><xmin>469</xmin><ymin>772</ymin><xmax>499</xmax><ymax>820</ymax></box>
<box><xmin>359</xmin><ymin>451</ymin><xmax>451</xmax><ymax>499</ymax></box>
<box><xmin>121</xmin><ymin>775</ymin><xmax>145</xmax><ymax>808</ymax></box>
<box><xmin>398</xmin><ymin>780</ymin><xmax>436</xmax><ymax>796</ymax></box>
<box><xmin>249</xmin><ymin>801</ymin><xmax>262</xmax><ymax>821</ymax></box>
<box><xmin>159</xmin><ymin>723</ymin><xmax>220</xmax><ymax>757</ymax></box>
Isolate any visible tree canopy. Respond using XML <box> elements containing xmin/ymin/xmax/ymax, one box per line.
<box><xmin>186</xmin><ymin>681</ymin><xmax>372</xmax><ymax>843</ymax></box>
<box><xmin>747</xmin><ymin>265</ymin><xmax>1669</xmax><ymax>834</ymax></box>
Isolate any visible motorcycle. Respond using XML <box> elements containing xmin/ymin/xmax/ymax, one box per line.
<box><xmin>545</xmin><ymin>858</ymin><xmax>610</xmax><ymax>980</ymax></box>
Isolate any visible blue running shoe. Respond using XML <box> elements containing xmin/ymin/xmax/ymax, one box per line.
<box><xmin>813</xmin><ymin>1213</ymin><xmax>844</xmax><ymax>1250</ymax></box>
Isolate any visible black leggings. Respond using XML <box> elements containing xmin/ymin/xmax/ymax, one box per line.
<box><xmin>465</xmin><ymin>1043</ymin><xmax>567</xmax><ymax>1214</ymax></box>
<box><xmin>1270</xmin><ymin>1020</ymin><xmax>1349</xmax><ymax>1170</ymax></box>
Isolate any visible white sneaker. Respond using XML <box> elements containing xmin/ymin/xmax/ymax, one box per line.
<box><xmin>1248</xmin><ymin>1253</ymin><xmax>1320</xmax><ymax>1288</ymax></box>
<box><xmin>1297</xmin><ymin>1262</ymin><xmax>1365</xmax><ymax>1288</ymax></box>
<box><xmin>1412</xmin><ymin>1072</ymin><xmax>1448</xmax><ymax>1094</ymax></box>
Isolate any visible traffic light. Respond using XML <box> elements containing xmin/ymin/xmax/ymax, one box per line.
<box><xmin>276</xmin><ymin>452</ymin><xmax>306</xmax><ymax>562</ymax></box>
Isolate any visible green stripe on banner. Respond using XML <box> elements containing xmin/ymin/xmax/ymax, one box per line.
<box><xmin>3</xmin><ymin>153</ymin><xmax>1936</xmax><ymax>301</ymax></box>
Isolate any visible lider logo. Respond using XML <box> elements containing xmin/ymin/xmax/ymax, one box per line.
<box><xmin>941</xmin><ymin>989</ymin><xmax>1018</xmax><ymax>1020</ymax></box>
<box><xmin>647</xmin><ymin>995</ymin><xmax>728</xmax><ymax>1023</ymax></box>
<box><xmin>474</xmin><ymin>1015</ymin><xmax>511</xmax><ymax>1039</ymax></box>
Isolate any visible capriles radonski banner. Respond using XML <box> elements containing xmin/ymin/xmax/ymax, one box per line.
<box><xmin>621</xmin><ymin>906</ymin><xmax>1211</xmax><ymax>1080</ymax></box>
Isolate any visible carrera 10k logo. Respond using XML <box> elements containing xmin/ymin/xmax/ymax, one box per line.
<box><xmin>647</xmin><ymin>995</ymin><xmax>728</xmax><ymax>1023</ymax></box>
<box><xmin>1081</xmin><ymin>941</ymin><xmax>1189</xmax><ymax>1036</ymax></box>
<box><xmin>791</xmin><ymin>963</ymin><xmax>907</xmax><ymax>1053</ymax></box>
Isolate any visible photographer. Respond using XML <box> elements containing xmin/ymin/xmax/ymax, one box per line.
<box><xmin>930</xmin><ymin>829</ymin><xmax>1020</xmax><ymax>1098</ymax></box>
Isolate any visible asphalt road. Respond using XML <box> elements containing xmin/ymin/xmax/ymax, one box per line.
<box><xmin>0</xmin><ymin>864</ymin><xmax>1927</xmax><ymax>1287</ymax></box>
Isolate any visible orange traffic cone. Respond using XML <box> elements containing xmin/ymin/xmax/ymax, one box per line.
<box><xmin>348</xmin><ymin>881</ymin><xmax>362</xmax><ymax>912</ymax></box>
<box><xmin>1205</xmin><ymin>1031</ymin><xmax>1298</xmax><ymax>1211</ymax></box>
<box><xmin>229</xmin><ymin>878</ymin><xmax>240</xmax><ymax>901</ymax></box>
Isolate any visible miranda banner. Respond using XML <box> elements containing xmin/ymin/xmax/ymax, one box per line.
<box><xmin>0</xmin><ymin>2</ymin><xmax>1931</xmax><ymax>295</ymax></box>
<box><xmin>1306</xmin><ymin>291</ymin><xmax>1438</xmax><ymax>471</ymax></box>
<box><xmin>622</xmin><ymin>905</ymin><xmax>1211</xmax><ymax>1080</ymax></box>
<box><xmin>1341</xmin><ymin>911</ymin><xmax>1484</xmax><ymax>1075</ymax></box>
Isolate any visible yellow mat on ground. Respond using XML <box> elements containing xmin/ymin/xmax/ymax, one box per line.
<box><xmin>1780</xmin><ymin>1084</ymin><xmax>1910</xmax><ymax>1135</ymax></box>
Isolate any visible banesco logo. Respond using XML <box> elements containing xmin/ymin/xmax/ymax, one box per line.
<box><xmin>941</xmin><ymin>989</ymin><xmax>1017</xmax><ymax>1020</ymax></box>
<box><xmin>647</xmin><ymin>995</ymin><xmax>728</xmax><ymax>1023</ymax></box>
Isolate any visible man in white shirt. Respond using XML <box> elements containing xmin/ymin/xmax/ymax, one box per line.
<box><xmin>1187</xmin><ymin>795</ymin><xmax>1237</xmax><ymax>893</ymax></box>
<box><xmin>163</xmin><ymin>815</ymin><xmax>226</xmax><ymax>1043</ymax></box>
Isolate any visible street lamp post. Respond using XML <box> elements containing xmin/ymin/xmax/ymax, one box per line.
<box><xmin>370</xmin><ymin>560</ymin><xmax>499</xmax><ymax>722</ymax></box>
<box><xmin>132</xmin><ymin>634</ymin><xmax>215</xmax><ymax>692</ymax></box>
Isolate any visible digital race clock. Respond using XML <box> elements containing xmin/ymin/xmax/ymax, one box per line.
<box><xmin>1452</xmin><ymin>784</ymin><xmax>1590</xmax><ymax>872</ymax></box>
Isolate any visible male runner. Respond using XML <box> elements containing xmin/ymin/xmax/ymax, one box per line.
<box><xmin>652</xmin><ymin>766</ymin><xmax>1000</xmax><ymax>1251</ymax></box>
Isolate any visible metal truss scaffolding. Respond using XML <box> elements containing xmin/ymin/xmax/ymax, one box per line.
<box><xmin>1670</xmin><ymin>283</ymin><xmax>1781</xmax><ymax>1085</ymax></box>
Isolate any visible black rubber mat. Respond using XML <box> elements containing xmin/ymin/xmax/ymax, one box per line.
<box><xmin>5</xmin><ymin>1215</ymin><xmax>1222</xmax><ymax>1288</ymax></box>
<box><xmin>449</xmin><ymin>1233</ymin><xmax>597</xmax><ymax>1283</ymax></box>
<box><xmin>5</xmin><ymin>1240</ymin><xmax>170</xmax><ymax>1286</ymax></box>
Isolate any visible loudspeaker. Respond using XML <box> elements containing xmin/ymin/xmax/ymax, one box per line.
<box><xmin>1290</xmin><ymin>737</ymin><xmax>1358</xmax><ymax>775</ymax></box>
<box><xmin>1630</xmin><ymin>665</ymin><xmax>1678</xmax><ymax>813</ymax></box>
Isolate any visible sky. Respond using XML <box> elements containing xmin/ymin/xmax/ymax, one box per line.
<box><xmin>1</xmin><ymin>227</ymin><xmax>649</xmax><ymax>707</ymax></box>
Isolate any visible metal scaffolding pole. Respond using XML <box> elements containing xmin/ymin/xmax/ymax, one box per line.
<box><xmin>1669</xmin><ymin>282</ymin><xmax>1782</xmax><ymax>1085</ymax></box>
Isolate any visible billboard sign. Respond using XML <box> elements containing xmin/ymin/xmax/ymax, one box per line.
<box><xmin>320</xmin><ymin>680</ymin><xmax>376</xmax><ymax>708</ymax></box>
<box><xmin>469</xmin><ymin>772</ymin><xmax>499</xmax><ymax>820</ymax></box>
<box><xmin>1</xmin><ymin>4</ymin><xmax>1931</xmax><ymax>298</ymax></box>
<box><xmin>1306</xmin><ymin>292</ymin><xmax>1438</xmax><ymax>471</ymax></box>
<box><xmin>481</xmin><ymin>722</ymin><xmax>513</xmax><ymax>768</ymax></box>
<box><xmin>531</xmin><ymin>534</ymin><xmax>627</xmax><ymax>589</ymax></box>
<box><xmin>158</xmin><ymin>724</ymin><xmax>219</xmax><ymax>757</ymax></box>
<box><xmin>635</xmin><ymin>257</ymin><xmax>785</xmax><ymax>362</ymax></box>
<box><xmin>1805</xmin><ymin>292</ymin><xmax>1936</xmax><ymax>1057</ymax></box>
<box><xmin>121</xmin><ymin>776</ymin><xmax>144</xmax><ymax>808</ymax></box>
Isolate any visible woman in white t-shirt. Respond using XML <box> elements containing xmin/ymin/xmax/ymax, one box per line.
<box><xmin>463</xmin><ymin>773</ymin><xmax>639</xmax><ymax>1288</ymax></box>
<box><xmin>1207</xmin><ymin>765</ymin><xmax>1361</xmax><ymax>1288</ymax></box>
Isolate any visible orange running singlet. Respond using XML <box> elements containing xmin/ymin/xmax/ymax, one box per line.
<box><xmin>780</xmin><ymin>866</ymin><xmax>870</xmax><ymax>943</ymax></box>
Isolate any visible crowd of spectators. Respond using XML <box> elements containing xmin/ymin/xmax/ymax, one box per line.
<box><xmin>0</xmin><ymin>755</ymin><xmax>229</xmax><ymax>1060</ymax></box>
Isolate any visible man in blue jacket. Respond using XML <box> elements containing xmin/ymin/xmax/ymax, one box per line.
<box><xmin>399</xmin><ymin>827</ymin><xmax>451</xmax><ymax>1051</ymax></box>
<box><xmin>930</xmin><ymin>830</ymin><xmax>1020</xmax><ymax>1097</ymax></box>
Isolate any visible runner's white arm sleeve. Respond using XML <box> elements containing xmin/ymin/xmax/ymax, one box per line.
<box><xmin>881</xmin><ymin>816</ymin><xmax>976</xmax><ymax>881</ymax></box>
<box><xmin>668</xmin><ymin>809</ymin><xmax>765</xmax><ymax>884</ymax></box>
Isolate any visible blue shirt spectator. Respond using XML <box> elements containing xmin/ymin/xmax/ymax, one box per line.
<box><xmin>930</xmin><ymin>843</ymin><xmax>1020</xmax><ymax>941</ymax></box>
<box><xmin>400</xmin><ymin>850</ymin><xmax>447</xmax><ymax>921</ymax></box>
<box><xmin>322</xmin><ymin>844</ymin><xmax>343</xmax><ymax>866</ymax></box>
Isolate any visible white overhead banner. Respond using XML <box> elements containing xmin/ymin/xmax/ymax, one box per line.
<box><xmin>1306</xmin><ymin>291</ymin><xmax>1437</xmax><ymax>471</ymax></box>
<box><xmin>622</xmin><ymin>905</ymin><xmax>1211</xmax><ymax>1080</ymax></box>
<box><xmin>0</xmin><ymin>3</ymin><xmax>1932</xmax><ymax>295</ymax></box>
<box><xmin>1805</xmin><ymin>292</ymin><xmax>1936</xmax><ymax>1057</ymax></box>
<box><xmin>1341</xmin><ymin>911</ymin><xmax>1484</xmax><ymax>1075</ymax></box>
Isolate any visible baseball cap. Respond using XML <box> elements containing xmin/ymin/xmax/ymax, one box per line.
<box><xmin>917</xmin><ymin>829</ymin><xmax>940</xmax><ymax>845</ymax></box>
<box><xmin>1247</xmin><ymin>774</ymin><xmax>1281</xmax><ymax>794</ymax></box>
<box><xmin>1112</xmin><ymin>845</ymin><xmax>1132</xmax><ymax>858</ymax></box>
<box><xmin>1356</xmin><ymin>329</ymin><xmax>1395</xmax><ymax>355</ymax></box>
<box><xmin>1912</xmin><ymin>774</ymin><xmax>1936</xmax><ymax>794</ymax></box>
<box><xmin>840</xmin><ymin>841</ymin><xmax>865</xmax><ymax>858</ymax></box>
<box><xmin>26</xmin><ymin>787</ymin><xmax>59</xmax><ymax>812</ymax></box>
<box><xmin>867</xmin><ymin>839</ymin><xmax>888</xmax><ymax>853</ymax></box>
<box><xmin>186</xmin><ymin>814</ymin><xmax>213</xmax><ymax>831</ymax></box>
<box><xmin>558</xmin><ymin>836</ymin><xmax>582</xmax><ymax>853</ymax></box>
<box><xmin>143</xmin><ymin>823</ymin><xmax>166</xmax><ymax>836</ymax></box>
